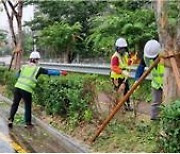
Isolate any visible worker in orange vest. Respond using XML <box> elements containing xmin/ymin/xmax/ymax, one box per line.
<box><xmin>110</xmin><ymin>37</ymin><xmax>133</xmax><ymax>111</ymax></box>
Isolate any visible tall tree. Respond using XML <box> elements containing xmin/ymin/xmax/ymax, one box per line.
<box><xmin>40</xmin><ymin>21</ymin><xmax>82</xmax><ymax>63</ymax></box>
<box><xmin>86</xmin><ymin>4</ymin><xmax>157</xmax><ymax>58</ymax></box>
<box><xmin>155</xmin><ymin>0</ymin><xmax>180</xmax><ymax>102</ymax></box>
<box><xmin>25</xmin><ymin>1</ymin><xmax>109</xmax><ymax>61</ymax></box>
<box><xmin>1</xmin><ymin>0</ymin><xmax>23</xmax><ymax>70</ymax></box>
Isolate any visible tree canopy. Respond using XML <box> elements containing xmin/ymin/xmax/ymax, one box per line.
<box><xmin>25</xmin><ymin>0</ymin><xmax>157</xmax><ymax>62</ymax></box>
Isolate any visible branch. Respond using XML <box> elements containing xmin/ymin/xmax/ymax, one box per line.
<box><xmin>176</xmin><ymin>2</ymin><xmax>180</xmax><ymax>51</ymax></box>
<box><xmin>14</xmin><ymin>2</ymin><xmax>19</xmax><ymax>8</ymax></box>
<box><xmin>7</xmin><ymin>0</ymin><xmax>18</xmax><ymax>18</ymax></box>
<box><xmin>17</xmin><ymin>0</ymin><xmax>23</xmax><ymax>18</ymax></box>
<box><xmin>1</xmin><ymin>0</ymin><xmax>11</xmax><ymax>20</ymax></box>
<box><xmin>2</xmin><ymin>0</ymin><xmax>17</xmax><ymax>46</ymax></box>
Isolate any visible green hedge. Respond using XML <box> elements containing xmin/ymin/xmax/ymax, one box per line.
<box><xmin>0</xmin><ymin>67</ymin><xmax>152</xmax><ymax>124</ymax></box>
<box><xmin>0</xmin><ymin>68</ymin><xmax>98</xmax><ymax>124</ymax></box>
<box><xmin>33</xmin><ymin>74</ymin><xmax>98</xmax><ymax>124</ymax></box>
<box><xmin>130</xmin><ymin>79</ymin><xmax>152</xmax><ymax>102</ymax></box>
<box><xmin>0</xmin><ymin>67</ymin><xmax>16</xmax><ymax>97</ymax></box>
<box><xmin>159</xmin><ymin>100</ymin><xmax>180</xmax><ymax>152</ymax></box>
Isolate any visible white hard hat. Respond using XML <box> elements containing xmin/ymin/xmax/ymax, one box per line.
<box><xmin>29</xmin><ymin>51</ymin><xmax>41</xmax><ymax>59</ymax></box>
<box><xmin>115</xmin><ymin>37</ymin><xmax>128</xmax><ymax>48</ymax></box>
<box><xmin>144</xmin><ymin>40</ymin><xmax>161</xmax><ymax>58</ymax></box>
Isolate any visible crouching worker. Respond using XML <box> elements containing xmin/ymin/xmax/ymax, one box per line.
<box><xmin>8</xmin><ymin>51</ymin><xmax>67</xmax><ymax>128</ymax></box>
<box><xmin>110</xmin><ymin>37</ymin><xmax>133</xmax><ymax>111</ymax></box>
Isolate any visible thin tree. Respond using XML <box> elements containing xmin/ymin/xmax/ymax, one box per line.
<box><xmin>1</xmin><ymin>0</ymin><xmax>23</xmax><ymax>70</ymax></box>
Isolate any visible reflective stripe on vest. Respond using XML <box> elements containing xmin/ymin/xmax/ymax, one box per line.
<box><xmin>111</xmin><ymin>52</ymin><xmax>128</xmax><ymax>79</ymax></box>
<box><xmin>144</xmin><ymin>57</ymin><xmax>164</xmax><ymax>89</ymax></box>
<box><xmin>15</xmin><ymin>65</ymin><xmax>40</xmax><ymax>93</ymax></box>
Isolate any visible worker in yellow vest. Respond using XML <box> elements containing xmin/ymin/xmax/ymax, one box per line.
<box><xmin>135</xmin><ymin>40</ymin><xmax>164</xmax><ymax>120</ymax></box>
<box><xmin>8</xmin><ymin>51</ymin><xmax>67</xmax><ymax>128</ymax></box>
<box><xmin>110</xmin><ymin>37</ymin><xmax>133</xmax><ymax>111</ymax></box>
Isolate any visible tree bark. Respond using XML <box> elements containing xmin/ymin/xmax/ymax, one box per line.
<box><xmin>155</xmin><ymin>0</ymin><xmax>180</xmax><ymax>103</ymax></box>
<box><xmin>63</xmin><ymin>46</ymin><xmax>74</xmax><ymax>63</ymax></box>
<box><xmin>15</xmin><ymin>0</ymin><xmax>23</xmax><ymax>70</ymax></box>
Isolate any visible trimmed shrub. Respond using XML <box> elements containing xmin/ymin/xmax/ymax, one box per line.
<box><xmin>33</xmin><ymin>74</ymin><xmax>98</xmax><ymax>124</ymax></box>
<box><xmin>0</xmin><ymin>67</ymin><xmax>16</xmax><ymax>97</ymax></box>
<box><xmin>0</xmin><ymin>68</ymin><xmax>98</xmax><ymax>123</ymax></box>
<box><xmin>0</xmin><ymin>67</ymin><xmax>152</xmax><ymax>124</ymax></box>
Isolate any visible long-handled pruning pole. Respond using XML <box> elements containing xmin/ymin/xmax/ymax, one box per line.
<box><xmin>90</xmin><ymin>56</ymin><xmax>161</xmax><ymax>143</ymax></box>
<box><xmin>90</xmin><ymin>51</ymin><xmax>180</xmax><ymax>143</ymax></box>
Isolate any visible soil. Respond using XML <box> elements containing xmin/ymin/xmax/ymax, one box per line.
<box><xmin>0</xmin><ymin>85</ymin><xmax>154</xmax><ymax>152</ymax></box>
<box><xmin>97</xmin><ymin>91</ymin><xmax>151</xmax><ymax>117</ymax></box>
<box><xmin>32</xmin><ymin>91</ymin><xmax>152</xmax><ymax>152</ymax></box>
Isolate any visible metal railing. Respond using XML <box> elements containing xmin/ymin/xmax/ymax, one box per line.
<box><xmin>39</xmin><ymin>62</ymin><xmax>151</xmax><ymax>80</ymax></box>
<box><xmin>0</xmin><ymin>60</ymin><xmax>151</xmax><ymax>80</ymax></box>
<box><xmin>0</xmin><ymin>62</ymin><xmax>6</xmax><ymax>66</ymax></box>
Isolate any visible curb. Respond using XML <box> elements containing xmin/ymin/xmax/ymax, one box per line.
<box><xmin>0</xmin><ymin>94</ymin><xmax>90</xmax><ymax>153</ymax></box>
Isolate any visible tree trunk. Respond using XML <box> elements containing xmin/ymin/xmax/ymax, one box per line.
<box><xmin>63</xmin><ymin>46</ymin><xmax>74</xmax><ymax>63</ymax></box>
<box><xmin>63</xmin><ymin>52</ymin><xmax>68</xmax><ymax>63</ymax></box>
<box><xmin>155</xmin><ymin>0</ymin><xmax>180</xmax><ymax>103</ymax></box>
<box><xmin>15</xmin><ymin>0</ymin><xmax>23</xmax><ymax>70</ymax></box>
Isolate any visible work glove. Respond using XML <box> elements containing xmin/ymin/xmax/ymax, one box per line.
<box><xmin>122</xmin><ymin>70</ymin><xmax>130</xmax><ymax>77</ymax></box>
<box><xmin>61</xmin><ymin>70</ymin><xmax>68</xmax><ymax>76</ymax></box>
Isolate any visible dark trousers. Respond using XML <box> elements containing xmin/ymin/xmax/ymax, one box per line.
<box><xmin>151</xmin><ymin>88</ymin><xmax>163</xmax><ymax>119</ymax></box>
<box><xmin>111</xmin><ymin>78</ymin><xmax>130</xmax><ymax>104</ymax></box>
<box><xmin>9</xmin><ymin>88</ymin><xmax>32</xmax><ymax>124</ymax></box>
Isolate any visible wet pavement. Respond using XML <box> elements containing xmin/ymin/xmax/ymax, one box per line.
<box><xmin>0</xmin><ymin>95</ymin><xmax>89</xmax><ymax>153</ymax></box>
<box><xmin>0</xmin><ymin>117</ymin><xmax>15</xmax><ymax>153</ymax></box>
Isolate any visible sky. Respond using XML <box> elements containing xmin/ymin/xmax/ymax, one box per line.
<box><xmin>0</xmin><ymin>5</ymin><xmax>34</xmax><ymax>31</ymax></box>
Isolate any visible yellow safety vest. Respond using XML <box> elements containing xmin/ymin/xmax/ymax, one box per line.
<box><xmin>110</xmin><ymin>52</ymin><xmax>129</xmax><ymax>79</ymax></box>
<box><xmin>15</xmin><ymin>64</ymin><xmax>40</xmax><ymax>93</ymax></box>
<box><xmin>144</xmin><ymin>57</ymin><xmax>164</xmax><ymax>89</ymax></box>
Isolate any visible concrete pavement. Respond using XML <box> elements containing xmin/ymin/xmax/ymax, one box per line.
<box><xmin>0</xmin><ymin>96</ymin><xmax>89</xmax><ymax>153</ymax></box>
<box><xmin>0</xmin><ymin>117</ymin><xmax>15</xmax><ymax>153</ymax></box>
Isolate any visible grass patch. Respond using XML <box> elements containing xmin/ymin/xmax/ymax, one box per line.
<box><xmin>92</xmin><ymin>115</ymin><xmax>159</xmax><ymax>152</ymax></box>
<box><xmin>14</xmin><ymin>114</ymin><xmax>24</xmax><ymax>124</ymax></box>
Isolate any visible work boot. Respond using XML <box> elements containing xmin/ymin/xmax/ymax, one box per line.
<box><xmin>124</xmin><ymin>103</ymin><xmax>133</xmax><ymax>111</ymax></box>
<box><xmin>8</xmin><ymin>119</ymin><xmax>13</xmax><ymax>128</ymax></box>
<box><xmin>25</xmin><ymin>123</ymin><xmax>34</xmax><ymax>129</ymax></box>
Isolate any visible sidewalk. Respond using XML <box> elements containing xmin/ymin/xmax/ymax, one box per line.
<box><xmin>0</xmin><ymin>95</ymin><xmax>89</xmax><ymax>153</ymax></box>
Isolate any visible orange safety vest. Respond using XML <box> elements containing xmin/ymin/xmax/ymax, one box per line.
<box><xmin>110</xmin><ymin>52</ymin><xmax>129</xmax><ymax>79</ymax></box>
